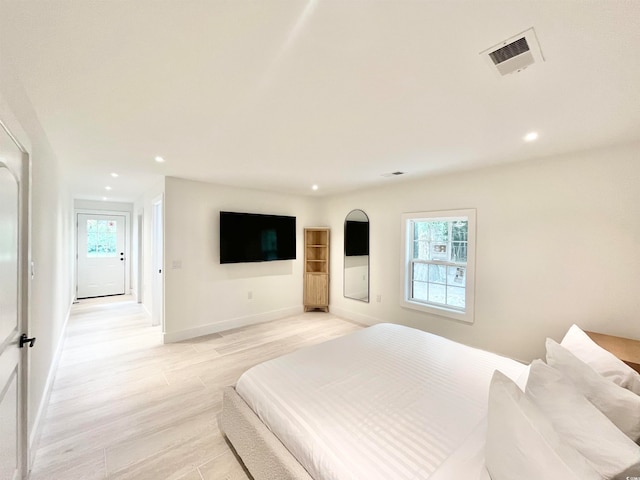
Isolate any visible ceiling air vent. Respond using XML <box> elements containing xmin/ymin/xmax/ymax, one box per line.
<box><xmin>481</xmin><ymin>27</ymin><xmax>545</xmax><ymax>76</ymax></box>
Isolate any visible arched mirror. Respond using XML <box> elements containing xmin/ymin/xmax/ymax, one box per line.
<box><xmin>344</xmin><ymin>209</ymin><xmax>369</xmax><ymax>302</ymax></box>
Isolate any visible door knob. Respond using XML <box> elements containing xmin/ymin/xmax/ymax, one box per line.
<box><xmin>19</xmin><ymin>334</ymin><xmax>36</xmax><ymax>348</ymax></box>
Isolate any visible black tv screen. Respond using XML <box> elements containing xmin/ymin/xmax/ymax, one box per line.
<box><xmin>220</xmin><ymin>211</ymin><xmax>296</xmax><ymax>264</ymax></box>
<box><xmin>345</xmin><ymin>220</ymin><xmax>369</xmax><ymax>256</ymax></box>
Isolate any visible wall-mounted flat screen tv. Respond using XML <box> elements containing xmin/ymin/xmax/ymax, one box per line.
<box><xmin>345</xmin><ymin>220</ymin><xmax>369</xmax><ymax>256</ymax></box>
<box><xmin>220</xmin><ymin>211</ymin><xmax>296</xmax><ymax>264</ymax></box>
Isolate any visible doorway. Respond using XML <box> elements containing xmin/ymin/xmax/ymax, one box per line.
<box><xmin>76</xmin><ymin>213</ymin><xmax>126</xmax><ymax>299</ymax></box>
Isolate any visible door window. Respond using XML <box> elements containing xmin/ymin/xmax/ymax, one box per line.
<box><xmin>86</xmin><ymin>219</ymin><xmax>118</xmax><ymax>257</ymax></box>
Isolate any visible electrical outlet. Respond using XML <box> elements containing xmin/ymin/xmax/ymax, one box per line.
<box><xmin>248</xmin><ymin>291</ymin><xmax>253</xmax><ymax>300</ymax></box>
<box><xmin>376</xmin><ymin>294</ymin><xmax>382</xmax><ymax>303</ymax></box>
<box><xmin>171</xmin><ymin>260</ymin><xmax>182</xmax><ymax>269</ymax></box>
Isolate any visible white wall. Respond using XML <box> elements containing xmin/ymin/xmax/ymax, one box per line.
<box><xmin>319</xmin><ymin>142</ymin><xmax>640</xmax><ymax>362</ymax></box>
<box><xmin>0</xmin><ymin>65</ymin><xmax>74</xmax><ymax>461</ymax></box>
<box><xmin>162</xmin><ymin>176</ymin><xmax>319</xmax><ymax>342</ymax></box>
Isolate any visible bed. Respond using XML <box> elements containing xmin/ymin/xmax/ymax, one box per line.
<box><xmin>220</xmin><ymin>323</ymin><xmax>525</xmax><ymax>480</ymax></box>
<box><xmin>220</xmin><ymin>323</ymin><xmax>640</xmax><ymax>480</ymax></box>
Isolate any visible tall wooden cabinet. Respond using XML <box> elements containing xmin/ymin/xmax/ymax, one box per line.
<box><xmin>304</xmin><ymin>228</ymin><xmax>330</xmax><ymax>312</ymax></box>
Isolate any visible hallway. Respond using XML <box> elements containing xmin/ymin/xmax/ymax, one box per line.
<box><xmin>29</xmin><ymin>297</ymin><xmax>360</xmax><ymax>479</ymax></box>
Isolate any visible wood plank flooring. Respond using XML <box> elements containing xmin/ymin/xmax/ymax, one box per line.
<box><xmin>30</xmin><ymin>297</ymin><xmax>362</xmax><ymax>480</ymax></box>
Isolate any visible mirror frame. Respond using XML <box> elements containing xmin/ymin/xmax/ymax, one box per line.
<box><xmin>343</xmin><ymin>209</ymin><xmax>370</xmax><ymax>303</ymax></box>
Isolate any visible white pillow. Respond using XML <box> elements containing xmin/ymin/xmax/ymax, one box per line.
<box><xmin>562</xmin><ymin>324</ymin><xmax>640</xmax><ymax>395</ymax></box>
<box><xmin>546</xmin><ymin>338</ymin><xmax>640</xmax><ymax>441</ymax></box>
<box><xmin>485</xmin><ymin>371</ymin><xmax>600</xmax><ymax>480</ymax></box>
<box><xmin>526</xmin><ymin>360</ymin><xmax>640</xmax><ymax>479</ymax></box>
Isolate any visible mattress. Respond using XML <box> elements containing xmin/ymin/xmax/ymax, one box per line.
<box><xmin>235</xmin><ymin>323</ymin><xmax>526</xmax><ymax>480</ymax></box>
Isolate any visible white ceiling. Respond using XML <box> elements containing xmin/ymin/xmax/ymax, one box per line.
<box><xmin>2</xmin><ymin>1</ymin><xmax>639</xmax><ymax>201</ymax></box>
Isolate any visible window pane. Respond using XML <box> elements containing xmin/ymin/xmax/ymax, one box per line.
<box><xmin>87</xmin><ymin>220</ymin><xmax>117</xmax><ymax>257</ymax></box>
<box><xmin>447</xmin><ymin>286</ymin><xmax>465</xmax><ymax>308</ymax></box>
<box><xmin>87</xmin><ymin>232</ymin><xmax>97</xmax><ymax>255</ymax></box>
<box><xmin>108</xmin><ymin>235</ymin><xmax>117</xmax><ymax>253</ymax></box>
<box><xmin>429</xmin><ymin>222</ymin><xmax>449</xmax><ymax>242</ymax></box>
<box><xmin>413</xmin><ymin>263</ymin><xmax>428</xmax><ymax>282</ymax></box>
<box><xmin>412</xmin><ymin>281</ymin><xmax>428</xmax><ymax>302</ymax></box>
<box><xmin>428</xmin><ymin>283</ymin><xmax>446</xmax><ymax>305</ymax></box>
<box><xmin>414</xmin><ymin>240</ymin><xmax>429</xmax><ymax>260</ymax></box>
<box><xmin>447</xmin><ymin>266</ymin><xmax>466</xmax><ymax>286</ymax></box>
<box><xmin>431</xmin><ymin>243</ymin><xmax>448</xmax><ymax>261</ymax></box>
<box><xmin>428</xmin><ymin>264</ymin><xmax>446</xmax><ymax>284</ymax></box>
<box><xmin>415</xmin><ymin>221</ymin><xmax>449</xmax><ymax>242</ymax></box>
<box><xmin>414</xmin><ymin>221</ymin><xmax>427</xmax><ymax>241</ymax></box>
<box><xmin>452</xmin><ymin>220</ymin><xmax>467</xmax><ymax>241</ymax></box>
<box><xmin>451</xmin><ymin>242</ymin><xmax>467</xmax><ymax>262</ymax></box>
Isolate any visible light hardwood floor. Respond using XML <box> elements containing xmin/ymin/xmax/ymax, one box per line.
<box><xmin>30</xmin><ymin>297</ymin><xmax>362</xmax><ymax>480</ymax></box>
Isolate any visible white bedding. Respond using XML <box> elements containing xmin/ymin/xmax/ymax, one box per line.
<box><xmin>236</xmin><ymin>323</ymin><xmax>526</xmax><ymax>480</ymax></box>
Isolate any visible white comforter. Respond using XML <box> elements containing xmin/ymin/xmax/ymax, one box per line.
<box><xmin>236</xmin><ymin>323</ymin><xmax>525</xmax><ymax>480</ymax></box>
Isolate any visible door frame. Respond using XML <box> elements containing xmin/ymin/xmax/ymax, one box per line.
<box><xmin>151</xmin><ymin>196</ymin><xmax>163</xmax><ymax>329</ymax></box>
<box><xmin>74</xmin><ymin>209</ymin><xmax>131</xmax><ymax>301</ymax></box>
<box><xmin>0</xmin><ymin>118</ymin><xmax>30</xmax><ymax>478</ymax></box>
<box><xmin>135</xmin><ymin>213</ymin><xmax>144</xmax><ymax>304</ymax></box>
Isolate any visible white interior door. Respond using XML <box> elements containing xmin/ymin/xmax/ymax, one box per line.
<box><xmin>0</xmin><ymin>151</ymin><xmax>24</xmax><ymax>478</ymax></box>
<box><xmin>151</xmin><ymin>200</ymin><xmax>163</xmax><ymax>327</ymax></box>
<box><xmin>77</xmin><ymin>214</ymin><xmax>126</xmax><ymax>299</ymax></box>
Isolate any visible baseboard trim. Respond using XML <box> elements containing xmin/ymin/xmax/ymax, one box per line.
<box><xmin>29</xmin><ymin>299</ymin><xmax>73</xmax><ymax>468</ymax></box>
<box><xmin>162</xmin><ymin>306</ymin><xmax>304</xmax><ymax>344</ymax></box>
<box><xmin>329</xmin><ymin>306</ymin><xmax>382</xmax><ymax>327</ymax></box>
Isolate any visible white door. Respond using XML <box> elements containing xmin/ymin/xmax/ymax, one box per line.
<box><xmin>151</xmin><ymin>200</ymin><xmax>163</xmax><ymax>327</ymax></box>
<box><xmin>0</xmin><ymin>129</ymin><xmax>27</xmax><ymax>479</ymax></box>
<box><xmin>77</xmin><ymin>214</ymin><xmax>126</xmax><ymax>298</ymax></box>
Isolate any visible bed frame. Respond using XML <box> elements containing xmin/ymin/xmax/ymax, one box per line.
<box><xmin>220</xmin><ymin>386</ymin><xmax>313</xmax><ymax>480</ymax></box>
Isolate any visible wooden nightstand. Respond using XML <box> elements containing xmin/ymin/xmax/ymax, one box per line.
<box><xmin>585</xmin><ymin>331</ymin><xmax>640</xmax><ymax>373</ymax></box>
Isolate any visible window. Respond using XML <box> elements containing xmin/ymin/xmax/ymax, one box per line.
<box><xmin>86</xmin><ymin>219</ymin><xmax>118</xmax><ymax>257</ymax></box>
<box><xmin>401</xmin><ymin>209</ymin><xmax>476</xmax><ymax>323</ymax></box>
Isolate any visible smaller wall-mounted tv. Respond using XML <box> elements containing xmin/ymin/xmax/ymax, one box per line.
<box><xmin>345</xmin><ymin>220</ymin><xmax>369</xmax><ymax>256</ymax></box>
<box><xmin>220</xmin><ymin>211</ymin><xmax>296</xmax><ymax>264</ymax></box>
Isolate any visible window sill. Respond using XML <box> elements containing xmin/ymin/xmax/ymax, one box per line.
<box><xmin>400</xmin><ymin>298</ymin><xmax>474</xmax><ymax>324</ymax></box>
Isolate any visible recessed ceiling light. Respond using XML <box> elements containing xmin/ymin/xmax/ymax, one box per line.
<box><xmin>105</xmin><ymin>186</ymin><xmax>112</xmax><ymax>191</ymax></box>
<box><xmin>110</xmin><ymin>172</ymin><xmax>119</xmax><ymax>178</ymax></box>
<box><xmin>312</xmin><ymin>185</ymin><xmax>319</xmax><ymax>191</ymax></box>
<box><xmin>154</xmin><ymin>156</ymin><xmax>165</xmax><ymax>163</ymax></box>
<box><xmin>524</xmin><ymin>131</ymin><xmax>539</xmax><ymax>142</ymax></box>
<box><xmin>102</xmin><ymin>197</ymin><xmax>108</xmax><ymax>201</ymax></box>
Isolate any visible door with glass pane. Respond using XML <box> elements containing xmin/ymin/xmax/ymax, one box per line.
<box><xmin>77</xmin><ymin>214</ymin><xmax>126</xmax><ymax>298</ymax></box>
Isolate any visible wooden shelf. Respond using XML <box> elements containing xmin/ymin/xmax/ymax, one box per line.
<box><xmin>304</xmin><ymin>228</ymin><xmax>330</xmax><ymax>312</ymax></box>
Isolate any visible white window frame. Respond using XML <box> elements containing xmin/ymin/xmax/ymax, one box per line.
<box><xmin>401</xmin><ymin>209</ymin><xmax>476</xmax><ymax>324</ymax></box>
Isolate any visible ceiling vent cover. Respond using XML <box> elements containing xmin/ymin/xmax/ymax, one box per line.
<box><xmin>481</xmin><ymin>27</ymin><xmax>545</xmax><ymax>76</ymax></box>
